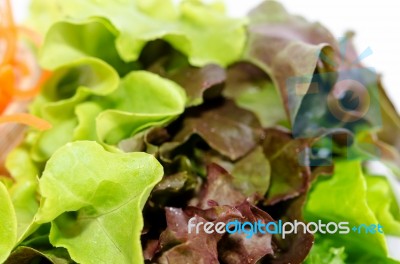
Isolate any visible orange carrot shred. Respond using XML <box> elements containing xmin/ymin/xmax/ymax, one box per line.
<box><xmin>18</xmin><ymin>26</ymin><xmax>43</xmax><ymax>46</ymax></box>
<box><xmin>12</xmin><ymin>58</ymin><xmax>32</xmax><ymax>77</ymax></box>
<box><xmin>0</xmin><ymin>113</ymin><xmax>52</xmax><ymax>131</ymax></box>
<box><xmin>1</xmin><ymin>0</ymin><xmax>17</xmax><ymax>66</ymax></box>
<box><xmin>0</xmin><ymin>0</ymin><xmax>52</xmax><ymax>117</ymax></box>
<box><xmin>0</xmin><ymin>65</ymin><xmax>14</xmax><ymax>111</ymax></box>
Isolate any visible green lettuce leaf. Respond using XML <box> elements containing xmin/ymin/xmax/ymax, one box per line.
<box><xmin>31</xmin><ymin>0</ymin><xmax>246</xmax><ymax>66</ymax></box>
<box><xmin>304</xmin><ymin>160</ymin><xmax>398</xmax><ymax>263</ymax></box>
<box><xmin>39</xmin><ymin>18</ymin><xmax>139</xmax><ymax>75</ymax></box>
<box><xmin>305</xmin><ymin>236</ymin><xmax>347</xmax><ymax>264</ymax></box>
<box><xmin>30</xmin><ymin>63</ymin><xmax>185</xmax><ymax>158</ymax></box>
<box><xmin>4</xmin><ymin>148</ymin><xmax>41</xmax><ymax>247</ymax></box>
<box><xmin>96</xmin><ymin>71</ymin><xmax>186</xmax><ymax>145</ymax></box>
<box><xmin>29</xmin><ymin>58</ymin><xmax>119</xmax><ymax>161</ymax></box>
<box><xmin>34</xmin><ymin>141</ymin><xmax>163</xmax><ymax>264</ymax></box>
<box><xmin>365</xmin><ymin>175</ymin><xmax>400</xmax><ymax>236</ymax></box>
<box><xmin>74</xmin><ymin>102</ymin><xmax>104</xmax><ymax>141</ymax></box>
<box><xmin>0</xmin><ymin>182</ymin><xmax>17</xmax><ymax>263</ymax></box>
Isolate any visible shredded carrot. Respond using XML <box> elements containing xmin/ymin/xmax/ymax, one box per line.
<box><xmin>0</xmin><ymin>0</ymin><xmax>52</xmax><ymax>130</ymax></box>
<box><xmin>0</xmin><ymin>65</ymin><xmax>14</xmax><ymax>112</ymax></box>
<box><xmin>12</xmin><ymin>58</ymin><xmax>32</xmax><ymax>77</ymax></box>
<box><xmin>18</xmin><ymin>26</ymin><xmax>43</xmax><ymax>46</ymax></box>
<box><xmin>0</xmin><ymin>0</ymin><xmax>17</xmax><ymax>66</ymax></box>
<box><xmin>0</xmin><ymin>113</ymin><xmax>52</xmax><ymax>131</ymax></box>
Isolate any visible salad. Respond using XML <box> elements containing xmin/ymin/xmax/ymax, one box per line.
<box><xmin>0</xmin><ymin>0</ymin><xmax>400</xmax><ymax>263</ymax></box>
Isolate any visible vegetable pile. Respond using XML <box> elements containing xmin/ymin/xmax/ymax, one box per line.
<box><xmin>1</xmin><ymin>0</ymin><xmax>400</xmax><ymax>263</ymax></box>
